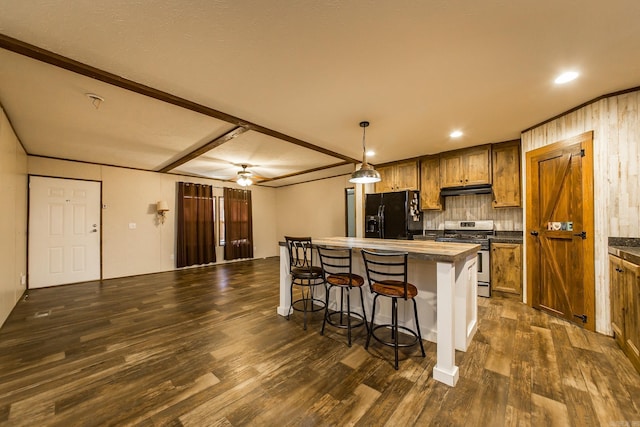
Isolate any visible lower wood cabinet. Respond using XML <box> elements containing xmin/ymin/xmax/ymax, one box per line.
<box><xmin>610</xmin><ymin>254</ymin><xmax>640</xmax><ymax>373</ymax></box>
<box><xmin>491</xmin><ymin>242</ymin><xmax>522</xmax><ymax>296</ymax></box>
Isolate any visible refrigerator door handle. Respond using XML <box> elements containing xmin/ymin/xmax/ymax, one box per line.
<box><xmin>379</xmin><ymin>205</ymin><xmax>385</xmax><ymax>239</ymax></box>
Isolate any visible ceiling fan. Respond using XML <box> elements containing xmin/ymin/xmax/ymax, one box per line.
<box><xmin>236</xmin><ymin>164</ymin><xmax>253</xmax><ymax>186</ymax></box>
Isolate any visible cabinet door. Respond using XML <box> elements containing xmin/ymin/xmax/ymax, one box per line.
<box><xmin>610</xmin><ymin>255</ymin><xmax>625</xmax><ymax>347</ymax></box>
<box><xmin>492</xmin><ymin>141</ymin><xmax>521</xmax><ymax>208</ymax></box>
<box><xmin>623</xmin><ymin>259</ymin><xmax>640</xmax><ymax>372</ymax></box>
<box><xmin>464</xmin><ymin>145</ymin><xmax>492</xmax><ymax>186</ymax></box>
<box><xmin>374</xmin><ymin>165</ymin><xmax>395</xmax><ymax>193</ymax></box>
<box><xmin>440</xmin><ymin>153</ymin><xmax>464</xmax><ymax>187</ymax></box>
<box><xmin>394</xmin><ymin>161</ymin><xmax>418</xmax><ymax>191</ymax></box>
<box><xmin>491</xmin><ymin>242</ymin><xmax>522</xmax><ymax>295</ymax></box>
<box><xmin>420</xmin><ymin>156</ymin><xmax>443</xmax><ymax>210</ymax></box>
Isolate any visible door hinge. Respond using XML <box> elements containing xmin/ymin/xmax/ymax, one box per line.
<box><xmin>573</xmin><ymin>231</ymin><xmax>587</xmax><ymax>239</ymax></box>
<box><xmin>580</xmin><ymin>148</ymin><xmax>585</xmax><ymax>157</ymax></box>
<box><xmin>573</xmin><ymin>314</ymin><xmax>588</xmax><ymax>323</ymax></box>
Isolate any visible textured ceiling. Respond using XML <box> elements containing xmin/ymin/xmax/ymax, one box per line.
<box><xmin>0</xmin><ymin>1</ymin><xmax>639</xmax><ymax>186</ymax></box>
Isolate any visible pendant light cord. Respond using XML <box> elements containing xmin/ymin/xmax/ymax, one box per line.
<box><xmin>360</xmin><ymin>121</ymin><xmax>369</xmax><ymax>166</ymax></box>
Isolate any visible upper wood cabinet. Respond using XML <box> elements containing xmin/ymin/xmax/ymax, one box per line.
<box><xmin>610</xmin><ymin>254</ymin><xmax>640</xmax><ymax>373</ymax></box>
<box><xmin>420</xmin><ymin>156</ymin><xmax>443</xmax><ymax>210</ymax></box>
<box><xmin>492</xmin><ymin>141</ymin><xmax>521</xmax><ymax>207</ymax></box>
<box><xmin>439</xmin><ymin>145</ymin><xmax>491</xmax><ymax>188</ymax></box>
<box><xmin>374</xmin><ymin>160</ymin><xmax>418</xmax><ymax>193</ymax></box>
<box><xmin>491</xmin><ymin>242</ymin><xmax>522</xmax><ymax>296</ymax></box>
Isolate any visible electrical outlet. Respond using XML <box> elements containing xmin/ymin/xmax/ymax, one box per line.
<box><xmin>20</xmin><ymin>274</ymin><xmax>26</xmax><ymax>285</ymax></box>
<box><xmin>128</xmin><ymin>223</ymin><xmax>137</xmax><ymax>229</ymax></box>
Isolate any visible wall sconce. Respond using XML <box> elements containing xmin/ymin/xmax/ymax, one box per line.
<box><xmin>156</xmin><ymin>200</ymin><xmax>169</xmax><ymax>224</ymax></box>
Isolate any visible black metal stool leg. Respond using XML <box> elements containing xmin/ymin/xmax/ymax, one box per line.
<box><xmin>321</xmin><ymin>283</ymin><xmax>330</xmax><ymax>336</ymax></box>
<box><xmin>359</xmin><ymin>287</ymin><xmax>369</xmax><ymax>333</ymax></box>
<box><xmin>346</xmin><ymin>288</ymin><xmax>352</xmax><ymax>346</ymax></box>
<box><xmin>287</xmin><ymin>282</ymin><xmax>295</xmax><ymax>320</ymax></box>
<box><xmin>366</xmin><ymin>295</ymin><xmax>378</xmax><ymax>350</ymax></box>
<box><xmin>300</xmin><ymin>281</ymin><xmax>307</xmax><ymax>330</ymax></box>
<box><xmin>413</xmin><ymin>299</ymin><xmax>426</xmax><ymax>356</ymax></box>
<box><xmin>393</xmin><ymin>298</ymin><xmax>399</xmax><ymax>370</ymax></box>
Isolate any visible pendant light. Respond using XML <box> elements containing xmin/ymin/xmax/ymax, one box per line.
<box><xmin>236</xmin><ymin>165</ymin><xmax>253</xmax><ymax>187</ymax></box>
<box><xmin>349</xmin><ymin>121</ymin><xmax>381</xmax><ymax>184</ymax></box>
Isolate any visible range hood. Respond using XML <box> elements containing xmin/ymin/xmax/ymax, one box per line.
<box><xmin>440</xmin><ymin>184</ymin><xmax>492</xmax><ymax>197</ymax></box>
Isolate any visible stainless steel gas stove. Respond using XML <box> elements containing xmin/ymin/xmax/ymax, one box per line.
<box><xmin>436</xmin><ymin>220</ymin><xmax>494</xmax><ymax>297</ymax></box>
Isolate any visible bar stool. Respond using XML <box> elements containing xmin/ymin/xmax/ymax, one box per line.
<box><xmin>317</xmin><ymin>246</ymin><xmax>368</xmax><ymax>346</ymax></box>
<box><xmin>284</xmin><ymin>236</ymin><xmax>325</xmax><ymax>330</ymax></box>
<box><xmin>361</xmin><ymin>249</ymin><xmax>426</xmax><ymax>369</ymax></box>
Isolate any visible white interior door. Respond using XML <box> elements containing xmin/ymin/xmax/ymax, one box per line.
<box><xmin>28</xmin><ymin>176</ymin><xmax>101</xmax><ymax>288</ymax></box>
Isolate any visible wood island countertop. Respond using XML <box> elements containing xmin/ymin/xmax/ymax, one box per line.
<box><xmin>312</xmin><ymin>237</ymin><xmax>480</xmax><ymax>263</ymax></box>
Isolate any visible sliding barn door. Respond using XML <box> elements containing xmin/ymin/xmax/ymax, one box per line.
<box><xmin>526</xmin><ymin>132</ymin><xmax>595</xmax><ymax>330</ymax></box>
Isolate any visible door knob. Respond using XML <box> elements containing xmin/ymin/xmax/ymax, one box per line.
<box><xmin>530</xmin><ymin>230</ymin><xmax>539</xmax><ymax>236</ymax></box>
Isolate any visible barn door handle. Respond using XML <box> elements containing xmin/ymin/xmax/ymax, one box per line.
<box><xmin>530</xmin><ymin>230</ymin><xmax>539</xmax><ymax>236</ymax></box>
<box><xmin>573</xmin><ymin>231</ymin><xmax>587</xmax><ymax>239</ymax></box>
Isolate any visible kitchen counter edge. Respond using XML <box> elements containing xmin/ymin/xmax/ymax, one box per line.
<box><xmin>280</xmin><ymin>237</ymin><xmax>480</xmax><ymax>263</ymax></box>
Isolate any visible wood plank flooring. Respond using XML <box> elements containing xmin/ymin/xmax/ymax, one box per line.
<box><xmin>0</xmin><ymin>257</ymin><xmax>638</xmax><ymax>426</ymax></box>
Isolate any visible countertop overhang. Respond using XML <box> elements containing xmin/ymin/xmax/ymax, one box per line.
<box><xmin>312</xmin><ymin>237</ymin><xmax>480</xmax><ymax>263</ymax></box>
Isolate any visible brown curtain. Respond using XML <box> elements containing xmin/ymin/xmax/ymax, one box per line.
<box><xmin>223</xmin><ymin>187</ymin><xmax>254</xmax><ymax>261</ymax></box>
<box><xmin>176</xmin><ymin>182</ymin><xmax>216</xmax><ymax>267</ymax></box>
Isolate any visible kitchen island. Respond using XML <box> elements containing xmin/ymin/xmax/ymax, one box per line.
<box><xmin>278</xmin><ymin>236</ymin><xmax>480</xmax><ymax>386</ymax></box>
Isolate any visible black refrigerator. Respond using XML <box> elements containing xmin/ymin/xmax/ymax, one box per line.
<box><xmin>365</xmin><ymin>190</ymin><xmax>423</xmax><ymax>239</ymax></box>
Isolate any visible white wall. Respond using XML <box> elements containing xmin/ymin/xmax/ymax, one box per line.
<box><xmin>28</xmin><ymin>157</ymin><xmax>279</xmax><ymax>280</ymax></box>
<box><xmin>275</xmin><ymin>175</ymin><xmax>354</xmax><ymax>241</ymax></box>
<box><xmin>521</xmin><ymin>89</ymin><xmax>640</xmax><ymax>335</ymax></box>
<box><xmin>0</xmin><ymin>106</ymin><xmax>27</xmax><ymax>327</ymax></box>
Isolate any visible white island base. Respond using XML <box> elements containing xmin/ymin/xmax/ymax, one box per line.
<box><xmin>278</xmin><ymin>237</ymin><xmax>479</xmax><ymax>387</ymax></box>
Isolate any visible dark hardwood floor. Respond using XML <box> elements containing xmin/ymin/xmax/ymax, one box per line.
<box><xmin>0</xmin><ymin>257</ymin><xmax>638</xmax><ymax>426</ymax></box>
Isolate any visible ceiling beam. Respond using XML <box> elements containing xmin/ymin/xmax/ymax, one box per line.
<box><xmin>0</xmin><ymin>33</ymin><xmax>360</xmax><ymax>164</ymax></box>
<box><xmin>157</xmin><ymin>126</ymin><xmax>249</xmax><ymax>173</ymax></box>
<box><xmin>255</xmin><ymin>162</ymin><xmax>352</xmax><ymax>183</ymax></box>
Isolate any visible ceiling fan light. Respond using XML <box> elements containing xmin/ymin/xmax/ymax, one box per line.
<box><xmin>236</xmin><ymin>164</ymin><xmax>253</xmax><ymax>186</ymax></box>
<box><xmin>237</xmin><ymin>176</ymin><xmax>252</xmax><ymax>186</ymax></box>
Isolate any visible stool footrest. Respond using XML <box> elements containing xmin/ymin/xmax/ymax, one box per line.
<box><xmin>370</xmin><ymin>324</ymin><xmax>422</xmax><ymax>349</ymax></box>
<box><xmin>325</xmin><ymin>310</ymin><xmax>366</xmax><ymax>330</ymax></box>
<box><xmin>290</xmin><ymin>297</ymin><xmax>325</xmax><ymax>313</ymax></box>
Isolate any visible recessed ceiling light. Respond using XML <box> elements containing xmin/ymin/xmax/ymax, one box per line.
<box><xmin>554</xmin><ymin>71</ymin><xmax>579</xmax><ymax>84</ymax></box>
<box><xmin>450</xmin><ymin>130</ymin><xmax>463</xmax><ymax>138</ymax></box>
<box><xmin>366</xmin><ymin>150</ymin><xmax>375</xmax><ymax>157</ymax></box>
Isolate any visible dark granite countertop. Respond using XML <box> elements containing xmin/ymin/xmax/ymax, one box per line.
<box><xmin>415</xmin><ymin>230</ymin><xmax>524</xmax><ymax>244</ymax></box>
<box><xmin>608</xmin><ymin>237</ymin><xmax>640</xmax><ymax>265</ymax></box>
<box><xmin>490</xmin><ymin>231</ymin><xmax>523</xmax><ymax>244</ymax></box>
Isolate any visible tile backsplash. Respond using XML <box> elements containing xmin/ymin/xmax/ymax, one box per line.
<box><xmin>422</xmin><ymin>193</ymin><xmax>523</xmax><ymax>231</ymax></box>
